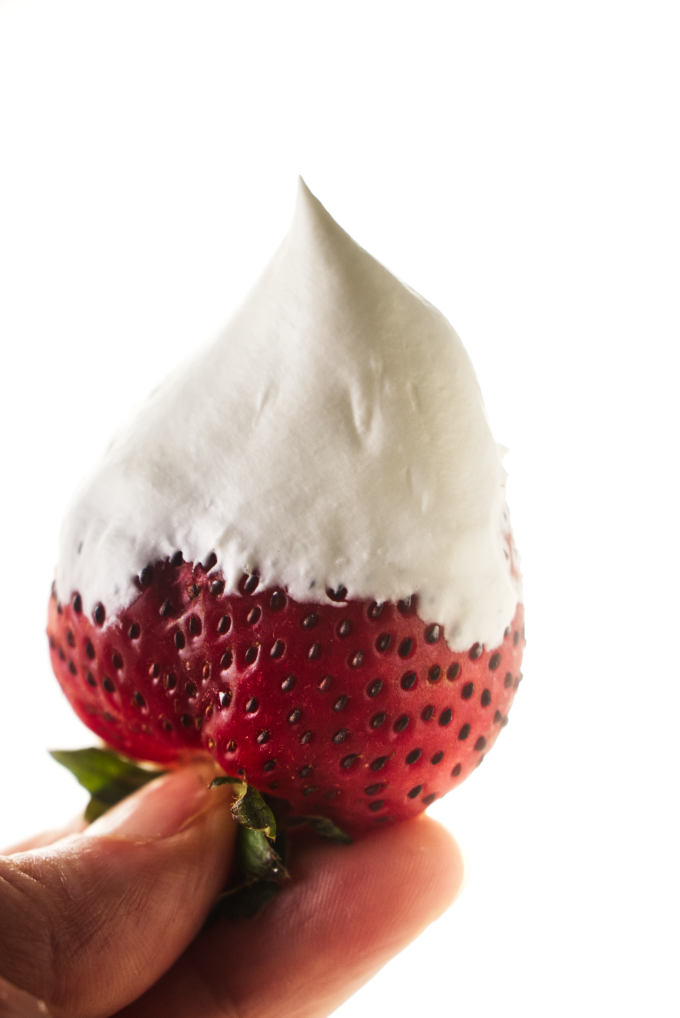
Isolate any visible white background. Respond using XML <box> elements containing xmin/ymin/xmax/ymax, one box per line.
<box><xmin>1</xmin><ymin>1</ymin><xmax>678</xmax><ymax>1016</ymax></box>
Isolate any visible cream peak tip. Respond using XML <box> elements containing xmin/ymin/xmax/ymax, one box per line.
<box><xmin>294</xmin><ymin>175</ymin><xmax>314</xmax><ymax>213</ymax></box>
<box><xmin>292</xmin><ymin>177</ymin><xmax>335</xmax><ymax>234</ymax></box>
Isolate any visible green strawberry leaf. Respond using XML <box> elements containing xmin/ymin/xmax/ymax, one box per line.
<box><xmin>231</xmin><ymin>784</ymin><xmax>278</xmax><ymax>840</ymax></box>
<box><xmin>50</xmin><ymin>747</ymin><xmax>165</xmax><ymax>822</ymax></box>
<box><xmin>206</xmin><ymin>818</ymin><xmax>289</xmax><ymax>923</ymax></box>
<box><xmin>211</xmin><ymin>777</ymin><xmax>278</xmax><ymax>840</ymax></box>
<box><xmin>237</xmin><ymin>826</ymin><xmax>289</xmax><ymax>882</ymax></box>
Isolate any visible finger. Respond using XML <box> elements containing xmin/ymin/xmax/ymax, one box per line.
<box><xmin>3</xmin><ymin>814</ymin><xmax>88</xmax><ymax>855</ymax></box>
<box><xmin>0</xmin><ymin>762</ymin><xmax>236</xmax><ymax>1018</ymax></box>
<box><xmin>116</xmin><ymin>814</ymin><xmax>463</xmax><ymax>1018</ymax></box>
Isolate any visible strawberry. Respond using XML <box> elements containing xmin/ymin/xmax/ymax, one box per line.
<box><xmin>47</xmin><ymin>554</ymin><xmax>524</xmax><ymax>836</ymax></box>
<box><xmin>46</xmin><ymin>184</ymin><xmax>525</xmax><ymax>856</ymax></box>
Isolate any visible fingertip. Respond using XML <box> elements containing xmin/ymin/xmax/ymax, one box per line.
<box><xmin>183</xmin><ymin>815</ymin><xmax>465</xmax><ymax>1018</ymax></box>
<box><xmin>309</xmin><ymin>814</ymin><xmax>463</xmax><ymax>949</ymax></box>
<box><xmin>294</xmin><ymin>813</ymin><xmax>464</xmax><ymax>920</ymax></box>
<box><xmin>403</xmin><ymin>813</ymin><xmax>465</xmax><ymax>917</ymax></box>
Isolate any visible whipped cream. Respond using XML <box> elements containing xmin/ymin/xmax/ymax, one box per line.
<box><xmin>56</xmin><ymin>181</ymin><xmax>520</xmax><ymax>650</ymax></box>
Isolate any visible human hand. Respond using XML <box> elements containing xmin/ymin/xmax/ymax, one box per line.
<box><xmin>0</xmin><ymin>762</ymin><xmax>462</xmax><ymax>1018</ymax></box>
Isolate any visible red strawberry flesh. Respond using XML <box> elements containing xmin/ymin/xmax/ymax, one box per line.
<box><xmin>48</xmin><ymin>557</ymin><xmax>524</xmax><ymax>835</ymax></box>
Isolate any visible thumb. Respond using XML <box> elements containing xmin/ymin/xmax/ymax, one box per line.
<box><xmin>0</xmin><ymin>761</ymin><xmax>236</xmax><ymax>1018</ymax></box>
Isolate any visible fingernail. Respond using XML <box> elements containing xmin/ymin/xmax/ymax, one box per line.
<box><xmin>84</xmin><ymin>762</ymin><xmax>228</xmax><ymax>841</ymax></box>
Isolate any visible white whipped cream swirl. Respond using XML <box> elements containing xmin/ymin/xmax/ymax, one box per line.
<box><xmin>56</xmin><ymin>181</ymin><xmax>520</xmax><ymax>650</ymax></box>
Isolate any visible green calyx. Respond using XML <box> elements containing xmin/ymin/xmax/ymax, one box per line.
<box><xmin>211</xmin><ymin>776</ymin><xmax>279</xmax><ymax>840</ymax></box>
<box><xmin>51</xmin><ymin>746</ymin><xmax>351</xmax><ymax>919</ymax></box>
<box><xmin>208</xmin><ymin>776</ymin><xmax>289</xmax><ymax>917</ymax></box>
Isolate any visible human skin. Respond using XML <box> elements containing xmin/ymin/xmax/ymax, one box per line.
<box><xmin>0</xmin><ymin>762</ymin><xmax>463</xmax><ymax>1018</ymax></box>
